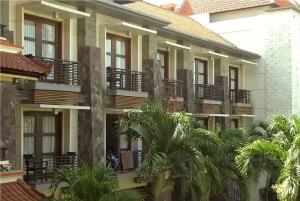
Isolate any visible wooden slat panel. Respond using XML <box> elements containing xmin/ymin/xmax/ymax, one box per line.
<box><xmin>111</xmin><ymin>96</ymin><xmax>146</xmax><ymax>109</ymax></box>
<box><xmin>34</xmin><ymin>89</ymin><xmax>79</xmax><ymax>105</ymax></box>
<box><xmin>232</xmin><ymin>106</ymin><xmax>252</xmax><ymax>115</ymax></box>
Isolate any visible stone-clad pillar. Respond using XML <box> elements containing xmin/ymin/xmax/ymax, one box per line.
<box><xmin>0</xmin><ymin>82</ymin><xmax>16</xmax><ymax>166</ymax></box>
<box><xmin>77</xmin><ymin>7</ymin><xmax>106</xmax><ymax>167</ymax></box>
<box><xmin>215</xmin><ymin>58</ymin><xmax>231</xmax><ymax>128</ymax></box>
<box><xmin>176</xmin><ymin>45</ymin><xmax>193</xmax><ymax>71</ymax></box>
<box><xmin>177</xmin><ymin>69</ymin><xmax>194</xmax><ymax>113</ymax></box>
<box><xmin>78</xmin><ymin>7</ymin><xmax>97</xmax><ymax>48</ymax></box>
<box><xmin>78</xmin><ymin>46</ymin><xmax>106</xmax><ymax>167</ymax></box>
<box><xmin>142</xmin><ymin>34</ymin><xmax>163</xmax><ymax>106</ymax></box>
<box><xmin>176</xmin><ymin>41</ymin><xmax>194</xmax><ymax>113</ymax></box>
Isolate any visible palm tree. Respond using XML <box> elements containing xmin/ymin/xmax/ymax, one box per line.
<box><xmin>119</xmin><ymin>103</ymin><xmax>205</xmax><ymax>201</ymax></box>
<box><xmin>50</xmin><ymin>165</ymin><xmax>144</xmax><ymax>201</ymax></box>
<box><xmin>235</xmin><ymin>115</ymin><xmax>300</xmax><ymax>201</ymax></box>
<box><xmin>192</xmin><ymin>127</ymin><xmax>250</xmax><ymax>201</ymax></box>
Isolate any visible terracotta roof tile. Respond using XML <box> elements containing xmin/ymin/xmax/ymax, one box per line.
<box><xmin>0</xmin><ymin>179</ymin><xmax>45</xmax><ymax>201</ymax></box>
<box><xmin>125</xmin><ymin>2</ymin><xmax>234</xmax><ymax>47</ymax></box>
<box><xmin>0</xmin><ymin>51</ymin><xmax>52</xmax><ymax>77</ymax></box>
<box><xmin>178</xmin><ymin>0</ymin><xmax>194</xmax><ymax>16</ymax></box>
<box><xmin>188</xmin><ymin>0</ymin><xmax>274</xmax><ymax>14</ymax></box>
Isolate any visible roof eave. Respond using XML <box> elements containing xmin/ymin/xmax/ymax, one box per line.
<box><xmin>159</xmin><ymin>28</ymin><xmax>261</xmax><ymax>59</ymax></box>
<box><xmin>0</xmin><ymin>67</ymin><xmax>45</xmax><ymax>78</ymax></box>
<box><xmin>68</xmin><ymin>0</ymin><xmax>170</xmax><ymax>28</ymax></box>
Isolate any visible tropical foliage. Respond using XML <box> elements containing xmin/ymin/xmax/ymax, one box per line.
<box><xmin>192</xmin><ymin>127</ymin><xmax>249</xmax><ymax>201</ymax></box>
<box><xmin>50</xmin><ymin>165</ymin><xmax>143</xmax><ymax>201</ymax></box>
<box><xmin>119</xmin><ymin>102</ymin><xmax>250</xmax><ymax>201</ymax></box>
<box><xmin>119</xmin><ymin>103</ymin><xmax>205</xmax><ymax>201</ymax></box>
<box><xmin>235</xmin><ymin>115</ymin><xmax>300</xmax><ymax>201</ymax></box>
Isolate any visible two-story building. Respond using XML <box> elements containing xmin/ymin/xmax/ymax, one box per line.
<box><xmin>1</xmin><ymin>0</ymin><xmax>261</xmax><ymax>194</ymax></box>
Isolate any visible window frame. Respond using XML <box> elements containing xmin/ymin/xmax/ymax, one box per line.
<box><xmin>157</xmin><ymin>49</ymin><xmax>169</xmax><ymax>79</ymax></box>
<box><xmin>106</xmin><ymin>33</ymin><xmax>131</xmax><ymax>70</ymax></box>
<box><xmin>194</xmin><ymin>59</ymin><xmax>208</xmax><ymax>85</ymax></box>
<box><xmin>24</xmin><ymin>14</ymin><xmax>62</xmax><ymax>59</ymax></box>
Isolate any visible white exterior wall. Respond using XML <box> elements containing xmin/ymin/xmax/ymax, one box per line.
<box><xmin>291</xmin><ymin>10</ymin><xmax>300</xmax><ymax>115</ymax></box>
<box><xmin>265</xmin><ymin>9</ymin><xmax>294</xmax><ymax>115</ymax></box>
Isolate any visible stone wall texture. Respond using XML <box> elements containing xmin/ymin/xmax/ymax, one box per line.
<box><xmin>0</xmin><ymin>82</ymin><xmax>16</xmax><ymax>166</ymax></box>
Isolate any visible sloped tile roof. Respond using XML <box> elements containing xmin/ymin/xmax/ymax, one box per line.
<box><xmin>189</xmin><ymin>0</ymin><xmax>273</xmax><ymax>14</ymax></box>
<box><xmin>125</xmin><ymin>2</ymin><xmax>234</xmax><ymax>47</ymax></box>
<box><xmin>0</xmin><ymin>179</ymin><xmax>45</xmax><ymax>201</ymax></box>
<box><xmin>0</xmin><ymin>51</ymin><xmax>52</xmax><ymax>77</ymax></box>
<box><xmin>178</xmin><ymin>0</ymin><xmax>194</xmax><ymax>16</ymax></box>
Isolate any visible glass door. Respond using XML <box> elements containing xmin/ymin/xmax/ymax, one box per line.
<box><xmin>23</xmin><ymin>112</ymin><xmax>61</xmax><ymax>160</ymax></box>
<box><xmin>195</xmin><ymin>59</ymin><xmax>208</xmax><ymax>98</ymax></box>
<box><xmin>229</xmin><ymin>66</ymin><xmax>239</xmax><ymax>102</ymax></box>
<box><xmin>157</xmin><ymin>50</ymin><xmax>169</xmax><ymax>79</ymax></box>
<box><xmin>24</xmin><ymin>15</ymin><xmax>61</xmax><ymax>80</ymax></box>
<box><xmin>106</xmin><ymin>34</ymin><xmax>130</xmax><ymax>89</ymax></box>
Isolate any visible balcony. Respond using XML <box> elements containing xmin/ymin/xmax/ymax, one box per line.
<box><xmin>106</xmin><ymin>67</ymin><xmax>148</xmax><ymax>92</ymax></box>
<box><xmin>195</xmin><ymin>84</ymin><xmax>223</xmax><ymax>101</ymax></box>
<box><xmin>29</xmin><ymin>56</ymin><xmax>79</xmax><ymax>85</ymax></box>
<box><xmin>23</xmin><ymin>153</ymin><xmax>78</xmax><ymax>184</ymax></box>
<box><xmin>106</xmin><ymin>67</ymin><xmax>149</xmax><ymax>109</ymax></box>
<box><xmin>230</xmin><ymin>89</ymin><xmax>251</xmax><ymax>104</ymax></box>
<box><xmin>163</xmin><ymin>79</ymin><xmax>184</xmax><ymax>98</ymax></box>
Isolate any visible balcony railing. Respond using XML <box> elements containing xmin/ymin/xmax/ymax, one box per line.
<box><xmin>230</xmin><ymin>89</ymin><xmax>251</xmax><ymax>104</ymax></box>
<box><xmin>23</xmin><ymin>153</ymin><xmax>78</xmax><ymax>184</ymax></box>
<box><xmin>29</xmin><ymin>56</ymin><xmax>79</xmax><ymax>85</ymax></box>
<box><xmin>195</xmin><ymin>84</ymin><xmax>223</xmax><ymax>101</ymax></box>
<box><xmin>106</xmin><ymin>67</ymin><xmax>148</xmax><ymax>92</ymax></box>
<box><xmin>163</xmin><ymin>79</ymin><xmax>184</xmax><ymax>98</ymax></box>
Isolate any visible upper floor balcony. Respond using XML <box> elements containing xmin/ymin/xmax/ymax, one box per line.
<box><xmin>230</xmin><ymin>89</ymin><xmax>251</xmax><ymax>104</ymax></box>
<box><xmin>195</xmin><ymin>84</ymin><xmax>223</xmax><ymax>101</ymax></box>
<box><xmin>29</xmin><ymin>56</ymin><xmax>79</xmax><ymax>86</ymax></box>
<box><xmin>163</xmin><ymin>79</ymin><xmax>184</xmax><ymax>99</ymax></box>
<box><xmin>16</xmin><ymin>56</ymin><xmax>81</xmax><ymax>106</ymax></box>
<box><xmin>106</xmin><ymin>67</ymin><xmax>148</xmax><ymax>93</ymax></box>
<box><xmin>106</xmin><ymin>67</ymin><xmax>149</xmax><ymax>109</ymax></box>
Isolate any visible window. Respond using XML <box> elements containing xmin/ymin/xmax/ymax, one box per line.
<box><xmin>194</xmin><ymin>59</ymin><xmax>208</xmax><ymax>85</ymax></box>
<box><xmin>106</xmin><ymin>34</ymin><xmax>130</xmax><ymax>69</ymax></box>
<box><xmin>23</xmin><ymin>112</ymin><xmax>62</xmax><ymax>159</ymax></box>
<box><xmin>229</xmin><ymin>66</ymin><xmax>239</xmax><ymax>102</ymax></box>
<box><xmin>24</xmin><ymin>15</ymin><xmax>61</xmax><ymax>79</ymax></box>
<box><xmin>157</xmin><ymin>50</ymin><xmax>169</xmax><ymax>79</ymax></box>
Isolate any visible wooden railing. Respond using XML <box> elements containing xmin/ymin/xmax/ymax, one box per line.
<box><xmin>195</xmin><ymin>84</ymin><xmax>223</xmax><ymax>101</ymax></box>
<box><xmin>23</xmin><ymin>153</ymin><xmax>78</xmax><ymax>184</ymax></box>
<box><xmin>106</xmin><ymin>67</ymin><xmax>148</xmax><ymax>92</ymax></box>
<box><xmin>163</xmin><ymin>79</ymin><xmax>184</xmax><ymax>98</ymax></box>
<box><xmin>230</xmin><ymin>89</ymin><xmax>251</xmax><ymax>104</ymax></box>
<box><xmin>29</xmin><ymin>56</ymin><xmax>79</xmax><ymax>85</ymax></box>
